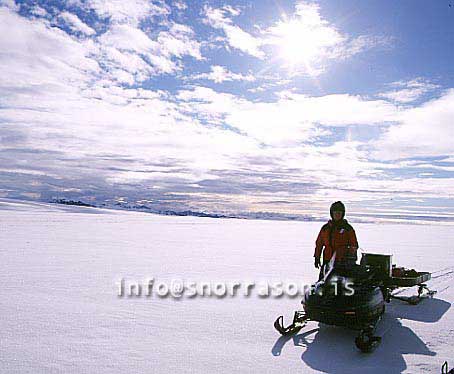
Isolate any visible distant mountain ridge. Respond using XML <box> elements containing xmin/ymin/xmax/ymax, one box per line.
<box><xmin>10</xmin><ymin>198</ymin><xmax>450</xmax><ymax>225</ymax></box>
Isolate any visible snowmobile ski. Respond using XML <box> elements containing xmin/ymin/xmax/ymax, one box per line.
<box><xmin>390</xmin><ymin>284</ymin><xmax>436</xmax><ymax>305</ymax></box>
<box><xmin>274</xmin><ymin>311</ymin><xmax>308</xmax><ymax>336</ymax></box>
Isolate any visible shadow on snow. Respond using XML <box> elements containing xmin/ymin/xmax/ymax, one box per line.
<box><xmin>272</xmin><ymin>297</ymin><xmax>451</xmax><ymax>374</ymax></box>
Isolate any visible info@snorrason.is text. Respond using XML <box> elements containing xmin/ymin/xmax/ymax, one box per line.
<box><xmin>115</xmin><ymin>277</ymin><xmax>355</xmax><ymax>299</ymax></box>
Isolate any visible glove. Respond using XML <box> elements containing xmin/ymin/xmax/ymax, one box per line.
<box><xmin>314</xmin><ymin>257</ymin><xmax>321</xmax><ymax>269</ymax></box>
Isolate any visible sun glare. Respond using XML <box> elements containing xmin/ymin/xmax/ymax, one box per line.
<box><xmin>278</xmin><ymin>20</ymin><xmax>321</xmax><ymax>66</ymax></box>
<box><xmin>268</xmin><ymin>12</ymin><xmax>343</xmax><ymax>74</ymax></box>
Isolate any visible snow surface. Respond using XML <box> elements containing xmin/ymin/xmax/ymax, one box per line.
<box><xmin>1</xmin><ymin>199</ymin><xmax>453</xmax><ymax>374</ymax></box>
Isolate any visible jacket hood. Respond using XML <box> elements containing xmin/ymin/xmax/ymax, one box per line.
<box><xmin>330</xmin><ymin>201</ymin><xmax>345</xmax><ymax>219</ymax></box>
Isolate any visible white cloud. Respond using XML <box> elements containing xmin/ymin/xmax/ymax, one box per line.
<box><xmin>156</xmin><ymin>23</ymin><xmax>203</xmax><ymax>60</ymax></box>
<box><xmin>222</xmin><ymin>5</ymin><xmax>242</xmax><ymax>17</ymax></box>
<box><xmin>59</xmin><ymin>11</ymin><xmax>96</xmax><ymax>35</ymax></box>
<box><xmin>29</xmin><ymin>5</ymin><xmax>48</xmax><ymax>17</ymax></box>
<box><xmin>380</xmin><ymin>88</ymin><xmax>424</xmax><ymax>104</ymax></box>
<box><xmin>191</xmin><ymin>65</ymin><xmax>255</xmax><ymax>83</ymax></box>
<box><xmin>173</xmin><ymin>1</ymin><xmax>187</xmax><ymax>11</ymax></box>
<box><xmin>0</xmin><ymin>8</ymin><xmax>259</xmax><ymax>187</ymax></box>
<box><xmin>379</xmin><ymin>78</ymin><xmax>439</xmax><ymax>103</ymax></box>
<box><xmin>0</xmin><ymin>0</ymin><xmax>18</xmax><ymax>11</ymax></box>
<box><xmin>329</xmin><ymin>35</ymin><xmax>391</xmax><ymax>64</ymax></box>
<box><xmin>203</xmin><ymin>5</ymin><xmax>264</xmax><ymax>58</ymax></box>
<box><xmin>0</xmin><ymin>7</ymin><xmax>99</xmax><ymax>89</ymax></box>
<box><xmin>336</xmin><ymin>176</ymin><xmax>454</xmax><ymax>199</ymax></box>
<box><xmin>71</xmin><ymin>0</ymin><xmax>169</xmax><ymax>25</ymax></box>
<box><xmin>99</xmin><ymin>46</ymin><xmax>153</xmax><ymax>83</ymax></box>
<box><xmin>1</xmin><ymin>84</ymin><xmax>262</xmax><ymax>184</ymax></box>
<box><xmin>227</xmin><ymin>93</ymin><xmax>396</xmax><ymax>144</ymax></box>
<box><xmin>97</xmin><ymin>22</ymin><xmax>202</xmax><ymax>78</ymax></box>
<box><xmin>99</xmin><ymin>24</ymin><xmax>158</xmax><ymax>52</ymax></box>
<box><xmin>177</xmin><ymin>87</ymin><xmax>397</xmax><ymax>145</ymax></box>
<box><xmin>0</xmin><ymin>4</ymin><xmax>202</xmax><ymax>85</ymax></box>
<box><xmin>374</xmin><ymin>89</ymin><xmax>454</xmax><ymax>159</ymax></box>
<box><xmin>247</xmin><ymin>78</ymin><xmax>292</xmax><ymax>93</ymax></box>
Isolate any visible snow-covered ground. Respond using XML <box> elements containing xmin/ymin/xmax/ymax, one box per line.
<box><xmin>1</xmin><ymin>199</ymin><xmax>453</xmax><ymax>374</ymax></box>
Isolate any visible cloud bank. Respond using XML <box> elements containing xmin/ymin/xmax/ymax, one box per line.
<box><xmin>0</xmin><ymin>1</ymin><xmax>453</xmax><ymax>220</ymax></box>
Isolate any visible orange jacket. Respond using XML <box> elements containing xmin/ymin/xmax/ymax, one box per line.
<box><xmin>314</xmin><ymin>219</ymin><xmax>358</xmax><ymax>262</ymax></box>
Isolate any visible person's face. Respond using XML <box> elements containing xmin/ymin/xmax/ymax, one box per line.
<box><xmin>332</xmin><ymin>210</ymin><xmax>343</xmax><ymax>221</ymax></box>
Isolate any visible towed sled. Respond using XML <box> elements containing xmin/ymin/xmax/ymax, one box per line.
<box><xmin>274</xmin><ymin>253</ymin><xmax>436</xmax><ymax>353</ymax></box>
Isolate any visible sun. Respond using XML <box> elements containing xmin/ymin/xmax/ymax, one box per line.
<box><xmin>277</xmin><ymin>20</ymin><xmax>322</xmax><ymax>67</ymax></box>
<box><xmin>267</xmin><ymin>11</ymin><xmax>343</xmax><ymax>74</ymax></box>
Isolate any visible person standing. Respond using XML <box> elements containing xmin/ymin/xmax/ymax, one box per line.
<box><xmin>314</xmin><ymin>201</ymin><xmax>358</xmax><ymax>278</ymax></box>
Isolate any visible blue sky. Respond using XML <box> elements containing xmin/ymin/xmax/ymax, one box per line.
<box><xmin>1</xmin><ymin>0</ymin><xmax>454</xmax><ymax>219</ymax></box>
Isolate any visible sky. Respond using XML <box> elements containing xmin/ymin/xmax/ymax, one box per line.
<box><xmin>0</xmin><ymin>0</ymin><xmax>454</xmax><ymax>219</ymax></box>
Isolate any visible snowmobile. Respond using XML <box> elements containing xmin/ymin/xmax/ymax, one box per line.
<box><xmin>273</xmin><ymin>253</ymin><xmax>436</xmax><ymax>353</ymax></box>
